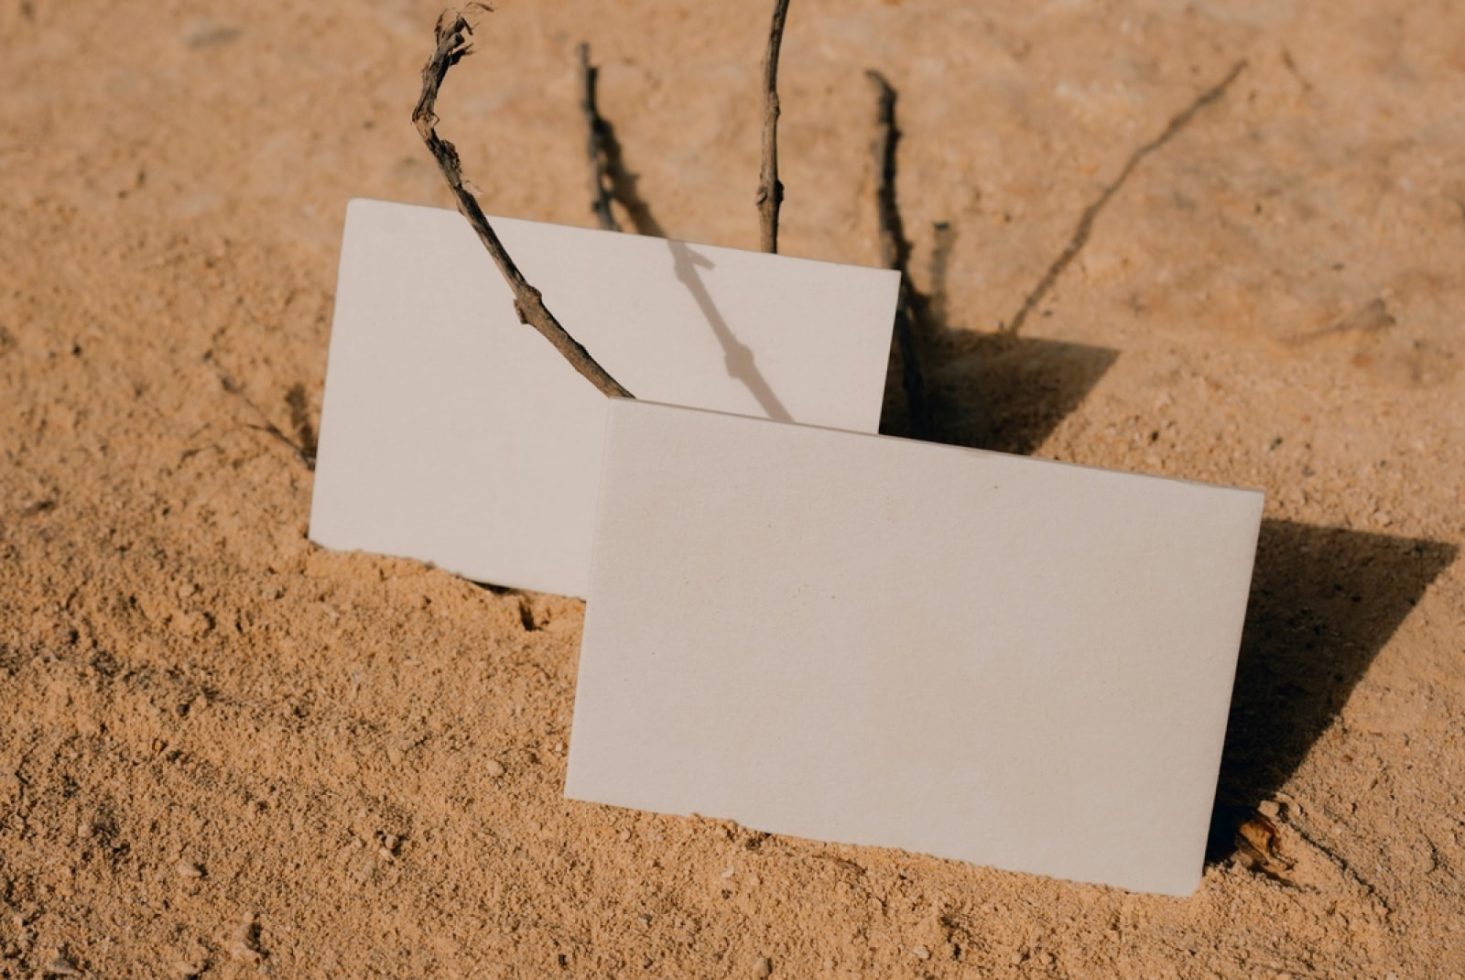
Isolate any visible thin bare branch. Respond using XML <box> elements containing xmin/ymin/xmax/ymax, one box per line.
<box><xmin>867</xmin><ymin>69</ymin><xmax>930</xmax><ymax>439</ymax></box>
<box><xmin>579</xmin><ymin>42</ymin><xmax>621</xmax><ymax>232</ymax></box>
<box><xmin>756</xmin><ymin>0</ymin><xmax>791</xmax><ymax>253</ymax></box>
<box><xmin>413</xmin><ymin>10</ymin><xmax>633</xmax><ymax>398</ymax></box>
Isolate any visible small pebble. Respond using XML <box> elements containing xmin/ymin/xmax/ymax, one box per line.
<box><xmin>176</xmin><ymin>860</ymin><xmax>205</xmax><ymax>878</ymax></box>
<box><xmin>230</xmin><ymin>940</ymin><xmax>260</xmax><ymax>964</ymax></box>
<box><xmin>753</xmin><ymin>956</ymin><xmax>773</xmax><ymax>977</ymax></box>
<box><xmin>486</xmin><ymin>759</ymin><xmax>506</xmax><ymax>778</ymax></box>
<box><xmin>45</xmin><ymin>954</ymin><xmax>79</xmax><ymax>976</ymax></box>
<box><xmin>175</xmin><ymin>942</ymin><xmax>210</xmax><ymax>976</ymax></box>
<box><xmin>230</xmin><ymin>917</ymin><xmax>264</xmax><ymax>963</ymax></box>
<box><xmin>912</xmin><ymin>944</ymin><xmax>931</xmax><ymax>961</ymax></box>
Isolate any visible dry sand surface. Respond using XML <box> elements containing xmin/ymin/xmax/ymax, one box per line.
<box><xmin>3</xmin><ymin>0</ymin><xmax>1464</xmax><ymax>976</ymax></box>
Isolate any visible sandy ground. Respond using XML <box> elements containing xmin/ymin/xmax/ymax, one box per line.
<box><xmin>3</xmin><ymin>0</ymin><xmax>1463</xmax><ymax>976</ymax></box>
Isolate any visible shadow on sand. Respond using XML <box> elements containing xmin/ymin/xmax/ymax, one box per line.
<box><xmin>1207</xmin><ymin>522</ymin><xmax>1456</xmax><ymax>857</ymax></box>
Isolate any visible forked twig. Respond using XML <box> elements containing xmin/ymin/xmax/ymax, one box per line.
<box><xmin>413</xmin><ymin>10</ymin><xmax>632</xmax><ymax>398</ymax></box>
<box><xmin>867</xmin><ymin>70</ymin><xmax>930</xmax><ymax>438</ymax></box>
<box><xmin>579</xmin><ymin>42</ymin><xmax>621</xmax><ymax>232</ymax></box>
<box><xmin>756</xmin><ymin>0</ymin><xmax>791</xmax><ymax>253</ymax></box>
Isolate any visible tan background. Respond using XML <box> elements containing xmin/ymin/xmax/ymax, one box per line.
<box><xmin>2</xmin><ymin>0</ymin><xmax>1463</xmax><ymax>976</ymax></box>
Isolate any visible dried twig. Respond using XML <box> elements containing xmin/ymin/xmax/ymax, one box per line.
<box><xmin>413</xmin><ymin>10</ymin><xmax>633</xmax><ymax>398</ymax></box>
<box><xmin>867</xmin><ymin>69</ymin><xmax>930</xmax><ymax>439</ymax></box>
<box><xmin>756</xmin><ymin>0</ymin><xmax>791</xmax><ymax>253</ymax></box>
<box><xmin>579</xmin><ymin>43</ymin><xmax>620</xmax><ymax>232</ymax></box>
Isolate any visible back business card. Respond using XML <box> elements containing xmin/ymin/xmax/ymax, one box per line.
<box><xmin>309</xmin><ymin>199</ymin><xmax>899</xmax><ymax>595</ymax></box>
<box><xmin>566</xmin><ymin>400</ymin><xmax>1264</xmax><ymax>895</ymax></box>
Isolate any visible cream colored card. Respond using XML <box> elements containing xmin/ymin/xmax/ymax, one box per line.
<box><xmin>308</xmin><ymin>199</ymin><xmax>898</xmax><ymax>596</ymax></box>
<box><xmin>567</xmin><ymin>401</ymin><xmax>1264</xmax><ymax>895</ymax></box>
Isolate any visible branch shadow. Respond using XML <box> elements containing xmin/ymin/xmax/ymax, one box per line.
<box><xmin>1002</xmin><ymin>59</ymin><xmax>1247</xmax><ymax>338</ymax></box>
<box><xmin>1207</xmin><ymin>521</ymin><xmax>1457</xmax><ymax>859</ymax></box>
<box><xmin>598</xmin><ymin>112</ymin><xmax>664</xmax><ymax>239</ymax></box>
<box><xmin>667</xmin><ymin>242</ymin><xmax>793</xmax><ymax>422</ymax></box>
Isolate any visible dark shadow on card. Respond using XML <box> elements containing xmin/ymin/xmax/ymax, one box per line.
<box><xmin>666</xmin><ymin>242</ymin><xmax>792</xmax><ymax>423</ymax></box>
<box><xmin>597</xmin><ymin>112</ymin><xmax>791</xmax><ymax>421</ymax></box>
<box><xmin>1206</xmin><ymin>520</ymin><xmax>1456</xmax><ymax>860</ymax></box>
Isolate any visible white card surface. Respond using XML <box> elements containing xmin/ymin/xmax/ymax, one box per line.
<box><xmin>309</xmin><ymin>199</ymin><xmax>899</xmax><ymax>595</ymax></box>
<box><xmin>567</xmin><ymin>401</ymin><xmax>1264</xmax><ymax>895</ymax></box>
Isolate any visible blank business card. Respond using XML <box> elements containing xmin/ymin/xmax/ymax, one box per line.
<box><xmin>566</xmin><ymin>401</ymin><xmax>1264</xmax><ymax>895</ymax></box>
<box><xmin>309</xmin><ymin>199</ymin><xmax>899</xmax><ymax>596</ymax></box>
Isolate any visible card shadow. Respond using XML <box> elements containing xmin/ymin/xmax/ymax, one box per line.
<box><xmin>879</xmin><ymin>220</ymin><xmax>1119</xmax><ymax>456</ymax></box>
<box><xmin>913</xmin><ymin>330</ymin><xmax>1119</xmax><ymax>455</ymax></box>
<box><xmin>1207</xmin><ymin>521</ymin><xmax>1456</xmax><ymax>859</ymax></box>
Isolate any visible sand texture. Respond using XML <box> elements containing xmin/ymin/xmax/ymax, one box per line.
<box><xmin>2</xmin><ymin>0</ymin><xmax>1463</xmax><ymax>976</ymax></box>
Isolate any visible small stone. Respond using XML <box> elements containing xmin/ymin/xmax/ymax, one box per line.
<box><xmin>176</xmin><ymin>860</ymin><xmax>205</xmax><ymax>878</ymax></box>
<box><xmin>230</xmin><ymin>940</ymin><xmax>261</xmax><ymax>964</ymax></box>
<box><xmin>45</xmin><ymin>954</ymin><xmax>79</xmax><ymax>975</ymax></box>
<box><xmin>176</xmin><ymin>942</ymin><xmax>210</xmax><ymax>976</ymax></box>
<box><xmin>720</xmin><ymin>867</ymin><xmax>735</xmax><ymax>879</ymax></box>
<box><xmin>912</xmin><ymin>944</ymin><xmax>931</xmax><ymax>961</ymax></box>
<box><xmin>486</xmin><ymin>759</ymin><xmax>506</xmax><ymax>778</ymax></box>
<box><xmin>230</xmin><ymin>917</ymin><xmax>265</xmax><ymax>963</ymax></box>
<box><xmin>753</xmin><ymin>956</ymin><xmax>773</xmax><ymax>977</ymax></box>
